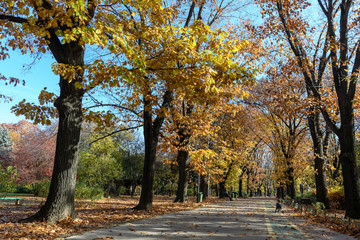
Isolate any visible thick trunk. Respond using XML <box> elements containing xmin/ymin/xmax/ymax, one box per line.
<box><xmin>339</xmin><ymin>121</ymin><xmax>360</xmax><ymax>218</ymax></box>
<box><xmin>286</xmin><ymin>166</ymin><xmax>295</xmax><ymax>199</ymax></box>
<box><xmin>174</xmin><ymin>150</ymin><xmax>190</xmax><ymax>202</ymax></box>
<box><xmin>308</xmin><ymin>113</ymin><xmax>330</xmax><ymax>208</ymax></box>
<box><xmin>21</xmin><ymin>75</ymin><xmax>84</xmax><ymax>223</ymax></box>
<box><xmin>20</xmin><ymin>38</ymin><xmax>85</xmax><ymax>222</ymax></box>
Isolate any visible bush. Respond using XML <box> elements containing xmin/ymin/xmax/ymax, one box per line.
<box><xmin>294</xmin><ymin>191</ymin><xmax>317</xmax><ymax>204</ymax></box>
<box><xmin>31</xmin><ymin>180</ymin><xmax>51</xmax><ymax>197</ymax></box>
<box><xmin>15</xmin><ymin>186</ymin><xmax>32</xmax><ymax>194</ymax></box>
<box><xmin>75</xmin><ymin>182</ymin><xmax>104</xmax><ymax>200</ymax></box>
<box><xmin>0</xmin><ymin>165</ymin><xmax>17</xmax><ymax>193</ymax></box>
<box><xmin>328</xmin><ymin>186</ymin><xmax>345</xmax><ymax>210</ymax></box>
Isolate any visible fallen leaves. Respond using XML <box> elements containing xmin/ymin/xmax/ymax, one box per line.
<box><xmin>0</xmin><ymin>196</ymin><xmax>224</xmax><ymax>239</ymax></box>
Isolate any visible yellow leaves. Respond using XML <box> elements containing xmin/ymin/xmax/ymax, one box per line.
<box><xmin>52</xmin><ymin>63</ymin><xmax>85</xmax><ymax>84</ymax></box>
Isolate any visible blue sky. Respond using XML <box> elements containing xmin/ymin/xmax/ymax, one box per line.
<box><xmin>1</xmin><ymin>50</ymin><xmax>59</xmax><ymax>123</ymax></box>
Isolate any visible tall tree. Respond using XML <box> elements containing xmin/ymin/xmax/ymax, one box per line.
<box><xmin>92</xmin><ymin>0</ymin><xmax>255</xmax><ymax>210</ymax></box>
<box><xmin>0</xmin><ymin>0</ymin><xmax>102</xmax><ymax>222</ymax></box>
<box><xmin>247</xmin><ymin>68</ymin><xmax>310</xmax><ymax>199</ymax></box>
<box><xmin>255</xmin><ymin>0</ymin><xmax>360</xmax><ymax>217</ymax></box>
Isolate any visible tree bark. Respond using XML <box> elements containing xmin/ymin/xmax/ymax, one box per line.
<box><xmin>135</xmin><ymin>91</ymin><xmax>172</xmax><ymax>210</ymax></box>
<box><xmin>174</xmin><ymin>150</ymin><xmax>190</xmax><ymax>202</ymax></box>
<box><xmin>308</xmin><ymin>112</ymin><xmax>330</xmax><ymax>208</ymax></box>
<box><xmin>338</xmin><ymin>109</ymin><xmax>360</xmax><ymax>218</ymax></box>
<box><xmin>199</xmin><ymin>175</ymin><xmax>208</xmax><ymax>200</ymax></box>
<box><xmin>277</xmin><ymin>186</ymin><xmax>284</xmax><ymax>199</ymax></box>
<box><xmin>219</xmin><ymin>181</ymin><xmax>226</xmax><ymax>198</ymax></box>
<box><xmin>286</xmin><ymin>166</ymin><xmax>295</xmax><ymax>199</ymax></box>
<box><xmin>19</xmin><ymin>36</ymin><xmax>86</xmax><ymax>223</ymax></box>
<box><xmin>238</xmin><ymin>178</ymin><xmax>243</xmax><ymax>197</ymax></box>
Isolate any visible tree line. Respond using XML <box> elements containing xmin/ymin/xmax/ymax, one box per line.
<box><xmin>0</xmin><ymin>0</ymin><xmax>359</xmax><ymax>222</ymax></box>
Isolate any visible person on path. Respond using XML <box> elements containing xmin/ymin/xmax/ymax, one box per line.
<box><xmin>275</xmin><ymin>199</ymin><xmax>282</xmax><ymax>212</ymax></box>
<box><xmin>224</xmin><ymin>191</ymin><xmax>233</xmax><ymax>201</ymax></box>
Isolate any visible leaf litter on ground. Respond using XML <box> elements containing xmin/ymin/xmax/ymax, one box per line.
<box><xmin>0</xmin><ymin>196</ymin><xmax>225</xmax><ymax>239</ymax></box>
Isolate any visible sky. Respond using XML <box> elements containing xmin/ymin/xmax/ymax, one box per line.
<box><xmin>1</xmin><ymin>50</ymin><xmax>59</xmax><ymax>123</ymax></box>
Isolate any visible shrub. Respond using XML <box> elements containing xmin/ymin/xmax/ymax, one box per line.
<box><xmin>75</xmin><ymin>182</ymin><xmax>104</xmax><ymax>200</ymax></box>
<box><xmin>31</xmin><ymin>180</ymin><xmax>51</xmax><ymax>197</ymax></box>
<box><xmin>328</xmin><ymin>186</ymin><xmax>345</xmax><ymax>210</ymax></box>
<box><xmin>0</xmin><ymin>165</ymin><xmax>17</xmax><ymax>193</ymax></box>
<box><xmin>15</xmin><ymin>186</ymin><xmax>32</xmax><ymax>194</ymax></box>
<box><xmin>294</xmin><ymin>191</ymin><xmax>316</xmax><ymax>204</ymax></box>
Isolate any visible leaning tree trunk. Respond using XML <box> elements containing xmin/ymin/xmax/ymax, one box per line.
<box><xmin>174</xmin><ymin>150</ymin><xmax>190</xmax><ymax>202</ymax></box>
<box><xmin>308</xmin><ymin>112</ymin><xmax>330</xmax><ymax>208</ymax></box>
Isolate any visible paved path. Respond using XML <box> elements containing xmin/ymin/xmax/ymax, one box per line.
<box><xmin>66</xmin><ymin>198</ymin><xmax>356</xmax><ymax>240</ymax></box>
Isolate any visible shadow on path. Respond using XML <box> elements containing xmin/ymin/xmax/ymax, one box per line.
<box><xmin>66</xmin><ymin>198</ymin><xmax>356</xmax><ymax>240</ymax></box>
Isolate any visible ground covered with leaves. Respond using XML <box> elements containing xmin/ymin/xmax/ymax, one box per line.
<box><xmin>284</xmin><ymin>203</ymin><xmax>360</xmax><ymax>239</ymax></box>
<box><xmin>1</xmin><ymin>197</ymin><xmax>360</xmax><ymax>239</ymax></box>
<box><xmin>0</xmin><ymin>196</ymin><xmax>225</xmax><ymax>239</ymax></box>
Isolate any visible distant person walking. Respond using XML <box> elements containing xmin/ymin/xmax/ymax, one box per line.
<box><xmin>275</xmin><ymin>200</ymin><xmax>282</xmax><ymax>212</ymax></box>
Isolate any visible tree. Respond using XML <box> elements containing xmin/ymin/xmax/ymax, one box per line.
<box><xmin>0</xmin><ymin>125</ymin><xmax>12</xmax><ymax>164</ymax></box>
<box><xmin>255</xmin><ymin>0</ymin><xmax>360</xmax><ymax>218</ymax></box>
<box><xmin>89</xmin><ymin>0</ymin><xmax>255</xmax><ymax>210</ymax></box>
<box><xmin>247</xmin><ymin>66</ymin><xmax>310</xmax><ymax>199</ymax></box>
<box><xmin>0</xmin><ymin>0</ymin><xmax>104</xmax><ymax>222</ymax></box>
<box><xmin>78</xmin><ymin>133</ymin><xmax>121</xmax><ymax>189</ymax></box>
<box><xmin>6</xmin><ymin>121</ymin><xmax>56</xmax><ymax>184</ymax></box>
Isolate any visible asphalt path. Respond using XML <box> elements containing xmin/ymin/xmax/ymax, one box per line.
<box><xmin>66</xmin><ymin>197</ymin><xmax>356</xmax><ymax>240</ymax></box>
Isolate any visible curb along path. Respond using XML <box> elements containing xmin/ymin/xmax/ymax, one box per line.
<box><xmin>65</xmin><ymin>198</ymin><xmax>356</xmax><ymax>240</ymax></box>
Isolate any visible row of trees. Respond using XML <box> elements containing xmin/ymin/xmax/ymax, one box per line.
<box><xmin>0</xmin><ymin>0</ymin><xmax>360</xmax><ymax>222</ymax></box>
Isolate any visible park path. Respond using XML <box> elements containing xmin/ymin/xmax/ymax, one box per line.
<box><xmin>65</xmin><ymin>197</ymin><xmax>356</xmax><ymax>240</ymax></box>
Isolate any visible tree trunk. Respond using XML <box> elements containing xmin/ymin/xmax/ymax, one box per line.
<box><xmin>285</xmin><ymin>166</ymin><xmax>295</xmax><ymax>199</ymax></box>
<box><xmin>135</xmin><ymin>91</ymin><xmax>172</xmax><ymax>210</ymax></box>
<box><xmin>19</xmin><ymin>37</ymin><xmax>85</xmax><ymax>222</ymax></box>
<box><xmin>134</xmin><ymin>109</ymin><xmax>158</xmax><ymax>210</ymax></box>
<box><xmin>339</xmin><ymin>118</ymin><xmax>360</xmax><ymax>218</ymax></box>
<box><xmin>174</xmin><ymin>150</ymin><xmax>190</xmax><ymax>202</ymax></box>
<box><xmin>277</xmin><ymin>187</ymin><xmax>284</xmax><ymax>199</ymax></box>
<box><xmin>238</xmin><ymin>178</ymin><xmax>243</xmax><ymax>197</ymax></box>
<box><xmin>131</xmin><ymin>178</ymin><xmax>136</xmax><ymax>197</ymax></box>
<box><xmin>219</xmin><ymin>181</ymin><xmax>226</xmax><ymax>198</ymax></box>
<box><xmin>199</xmin><ymin>175</ymin><xmax>208</xmax><ymax>200</ymax></box>
<box><xmin>308</xmin><ymin>112</ymin><xmax>330</xmax><ymax>208</ymax></box>
<box><xmin>215</xmin><ymin>184</ymin><xmax>219</xmax><ymax>197</ymax></box>
<box><xmin>22</xmin><ymin>75</ymin><xmax>84</xmax><ymax>223</ymax></box>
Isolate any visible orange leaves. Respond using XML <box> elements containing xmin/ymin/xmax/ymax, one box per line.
<box><xmin>11</xmin><ymin>99</ymin><xmax>57</xmax><ymax>125</ymax></box>
<box><xmin>0</xmin><ymin>196</ymin><xmax>224</xmax><ymax>239</ymax></box>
